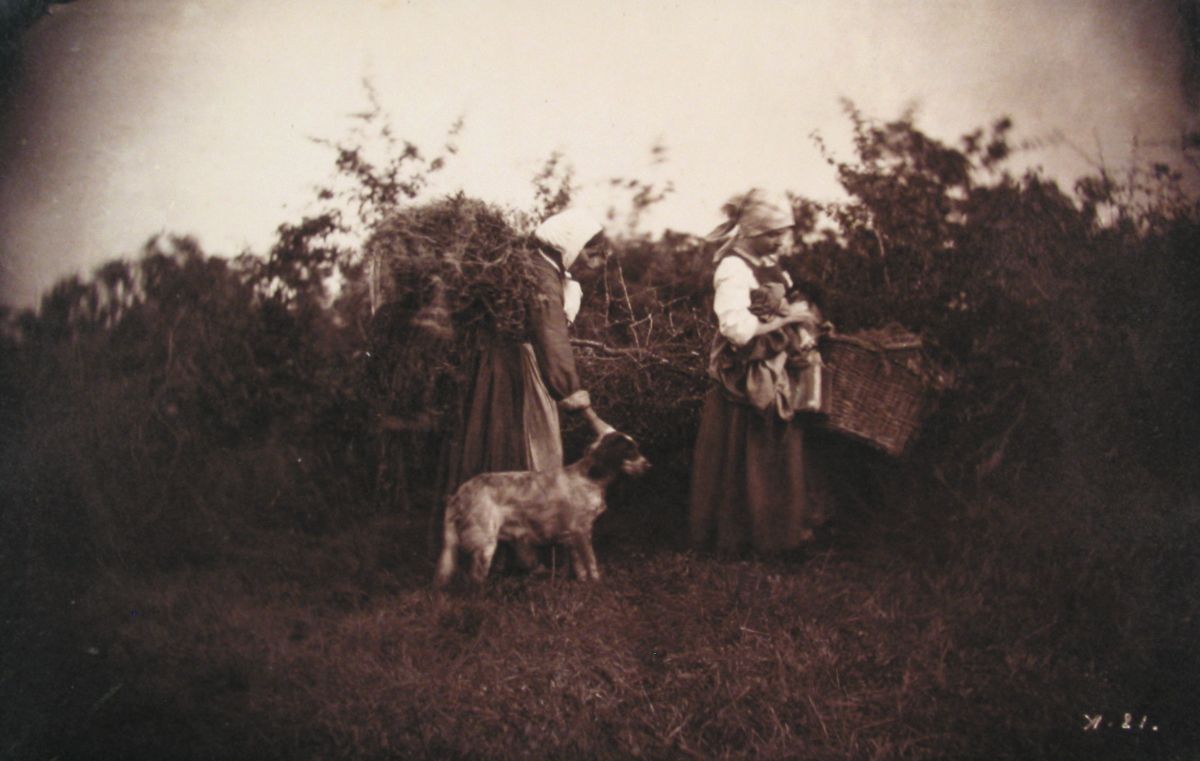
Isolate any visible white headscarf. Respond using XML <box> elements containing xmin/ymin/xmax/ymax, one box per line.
<box><xmin>707</xmin><ymin>189</ymin><xmax>795</xmax><ymax>262</ymax></box>
<box><xmin>534</xmin><ymin>209</ymin><xmax>604</xmax><ymax>271</ymax></box>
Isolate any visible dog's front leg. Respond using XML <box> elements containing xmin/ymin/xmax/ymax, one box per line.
<box><xmin>570</xmin><ymin>531</ymin><xmax>601</xmax><ymax>581</ymax></box>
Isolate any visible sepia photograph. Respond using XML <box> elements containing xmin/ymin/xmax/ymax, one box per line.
<box><xmin>1</xmin><ymin>1</ymin><xmax>1197</xmax><ymax>758</ymax></box>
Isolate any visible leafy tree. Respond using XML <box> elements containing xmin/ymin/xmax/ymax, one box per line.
<box><xmin>808</xmin><ymin>103</ymin><xmax>1200</xmax><ymax>491</ymax></box>
<box><xmin>310</xmin><ymin>80</ymin><xmax>461</xmax><ymax>251</ymax></box>
<box><xmin>530</xmin><ymin>150</ymin><xmax>577</xmax><ymax>220</ymax></box>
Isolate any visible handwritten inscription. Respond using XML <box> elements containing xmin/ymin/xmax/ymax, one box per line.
<box><xmin>1083</xmin><ymin>714</ymin><xmax>1159</xmax><ymax>732</ymax></box>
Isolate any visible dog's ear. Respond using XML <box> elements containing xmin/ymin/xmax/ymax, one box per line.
<box><xmin>587</xmin><ymin>432</ymin><xmax>637</xmax><ymax>479</ymax></box>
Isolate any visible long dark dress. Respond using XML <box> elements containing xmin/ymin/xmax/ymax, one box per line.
<box><xmin>689</xmin><ymin>388</ymin><xmax>833</xmax><ymax>553</ymax></box>
<box><xmin>441</xmin><ymin>248</ymin><xmax>585</xmax><ymax>494</ymax></box>
<box><xmin>689</xmin><ymin>253</ymin><xmax>833</xmax><ymax>554</ymax></box>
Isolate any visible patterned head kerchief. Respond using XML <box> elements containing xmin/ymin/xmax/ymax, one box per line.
<box><xmin>534</xmin><ymin>209</ymin><xmax>604</xmax><ymax>271</ymax></box>
<box><xmin>707</xmin><ymin>189</ymin><xmax>795</xmax><ymax>262</ymax></box>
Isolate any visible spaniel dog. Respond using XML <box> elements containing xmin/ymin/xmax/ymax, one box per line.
<box><xmin>434</xmin><ymin>431</ymin><xmax>650</xmax><ymax>586</ymax></box>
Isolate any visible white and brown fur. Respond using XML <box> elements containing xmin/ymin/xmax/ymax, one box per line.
<box><xmin>434</xmin><ymin>431</ymin><xmax>650</xmax><ymax>586</ymax></box>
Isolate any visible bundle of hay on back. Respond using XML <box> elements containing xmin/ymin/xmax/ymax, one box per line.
<box><xmin>364</xmin><ymin>194</ymin><xmax>539</xmax><ymax>431</ymax></box>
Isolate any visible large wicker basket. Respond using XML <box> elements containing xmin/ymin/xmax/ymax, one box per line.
<box><xmin>818</xmin><ymin>330</ymin><xmax>932</xmax><ymax>456</ymax></box>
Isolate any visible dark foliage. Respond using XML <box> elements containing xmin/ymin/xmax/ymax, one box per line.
<box><xmin>0</xmin><ymin>233</ymin><xmax>377</xmax><ymax>571</ymax></box>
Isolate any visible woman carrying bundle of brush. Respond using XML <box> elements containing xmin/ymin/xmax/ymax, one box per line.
<box><xmin>689</xmin><ymin>188</ymin><xmax>834</xmax><ymax>555</ymax></box>
<box><xmin>442</xmin><ymin>208</ymin><xmax>614</xmax><ymax>494</ymax></box>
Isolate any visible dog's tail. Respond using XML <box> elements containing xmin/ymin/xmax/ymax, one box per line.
<box><xmin>432</xmin><ymin>497</ymin><xmax>459</xmax><ymax>588</ymax></box>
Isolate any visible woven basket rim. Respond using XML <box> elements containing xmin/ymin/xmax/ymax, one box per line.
<box><xmin>821</xmin><ymin>331</ymin><xmax>923</xmax><ymax>352</ymax></box>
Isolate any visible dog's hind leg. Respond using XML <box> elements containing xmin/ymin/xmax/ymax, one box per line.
<box><xmin>469</xmin><ymin>543</ymin><xmax>498</xmax><ymax>583</ymax></box>
<box><xmin>433</xmin><ymin>514</ymin><xmax>459</xmax><ymax>588</ymax></box>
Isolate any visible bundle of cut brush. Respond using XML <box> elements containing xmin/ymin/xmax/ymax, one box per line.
<box><xmin>366</xmin><ymin>194</ymin><xmax>539</xmax><ymax>337</ymax></box>
<box><xmin>818</xmin><ymin>323</ymin><xmax>950</xmax><ymax>456</ymax></box>
<box><xmin>363</xmin><ymin>194</ymin><xmax>540</xmax><ymax>430</ymax></box>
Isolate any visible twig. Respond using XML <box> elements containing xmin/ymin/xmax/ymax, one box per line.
<box><xmin>611</xmin><ymin>252</ymin><xmax>642</xmax><ymax>348</ymax></box>
<box><xmin>571</xmin><ymin>338</ymin><xmax>642</xmax><ymax>355</ymax></box>
<box><xmin>873</xmin><ymin>226</ymin><xmax>891</xmax><ymax>290</ymax></box>
<box><xmin>807</xmin><ymin>694</ymin><xmax>830</xmax><ymax>739</ymax></box>
<box><xmin>570</xmin><ymin>339</ymin><xmax>707</xmax><ymax>379</ymax></box>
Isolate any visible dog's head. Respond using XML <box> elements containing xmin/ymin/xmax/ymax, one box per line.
<box><xmin>586</xmin><ymin>431</ymin><xmax>651</xmax><ymax>480</ymax></box>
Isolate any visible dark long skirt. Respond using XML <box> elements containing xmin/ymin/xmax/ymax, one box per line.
<box><xmin>689</xmin><ymin>386</ymin><xmax>833</xmax><ymax>554</ymax></box>
<box><xmin>441</xmin><ymin>342</ymin><xmax>562</xmax><ymax>495</ymax></box>
<box><xmin>442</xmin><ymin>342</ymin><xmax>525</xmax><ymax>494</ymax></box>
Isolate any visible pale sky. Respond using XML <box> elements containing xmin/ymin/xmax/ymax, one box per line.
<box><xmin>0</xmin><ymin>0</ymin><xmax>1195</xmax><ymax>309</ymax></box>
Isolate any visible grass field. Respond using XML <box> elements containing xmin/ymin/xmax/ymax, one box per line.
<box><xmin>4</xmin><ymin>455</ymin><xmax>1198</xmax><ymax>761</ymax></box>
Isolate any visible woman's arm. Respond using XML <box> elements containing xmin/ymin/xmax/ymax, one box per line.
<box><xmin>714</xmin><ymin>257</ymin><xmax>823</xmax><ymax>344</ymax></box>
<box><xmin>526</xmin><ymin>257</ymin><xmax>612</xmax><ymax>434</ymax></box>
<box><xmin>713</xmin><ymin>257</ymin><xmax>762</xmax><ymax>346</ymax></box>
<box><xmin>528</xmin><ymin>266</ymin><xmax>584</xmax><ymax>404</ymax></box>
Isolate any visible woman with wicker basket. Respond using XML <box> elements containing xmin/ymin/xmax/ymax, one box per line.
<box><xmin>689</xmin><ymin>189</ymin><xmax>834</xmax><ymax>554</ymax></box>
<box><xmin>442</xmin><ymin>208</ymin><xmax>615</xmax><ymax>493</ymax></box>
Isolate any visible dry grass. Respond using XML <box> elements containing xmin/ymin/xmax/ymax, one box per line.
<box><xmin>7</xmin><ymin>470</ymin><xmax>1197</xmax><ymax>761</ymax></box>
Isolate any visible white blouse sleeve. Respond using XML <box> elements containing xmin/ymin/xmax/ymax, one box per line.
<box><xmin>712</xmin><ymin>257</ymin><xmax>761</xmax><ymax>346</ymax></box>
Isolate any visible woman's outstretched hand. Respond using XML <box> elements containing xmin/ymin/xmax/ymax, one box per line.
<box><xmin>582</xmin><ymin>406</ymin><xmax>617</xmax><ymax>437</ymax></box>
